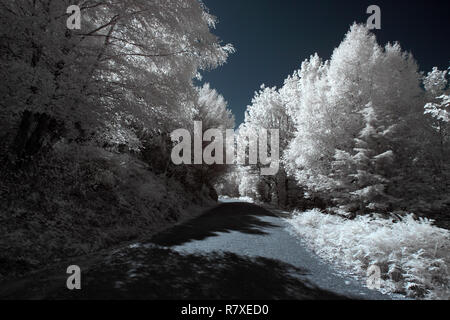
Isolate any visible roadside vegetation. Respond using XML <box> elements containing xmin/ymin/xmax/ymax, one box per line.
<box><xmin>0</xmin><ymin>0</ymin><xmax>234</xmax><ymax>280</ymax></box>
<box><xmin>287</xmin><ymin>209</ymin><xmax>450</xmax><ymax>299</ymax></box>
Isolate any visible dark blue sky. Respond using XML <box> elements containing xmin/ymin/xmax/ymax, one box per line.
<box><xmin>201</xmin><ymin>0</ymin><xmax>450</xmax><ymax>126</ymax></box>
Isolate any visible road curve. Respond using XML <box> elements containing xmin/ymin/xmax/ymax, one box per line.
<box><xmin>0</xmin><ymin>200</ymin><xmax>398</xmax><ymax>300</ymax></box>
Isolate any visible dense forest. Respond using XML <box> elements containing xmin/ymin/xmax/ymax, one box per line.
<box><xmin>0</xmin><ymin>0</ymin><xmax>235</xmax><ymax>279</ymax></box>
<box><xmin>222</xmin><ymin>24</ymin><xmax>449</xmax><ymax>227</ymax></box>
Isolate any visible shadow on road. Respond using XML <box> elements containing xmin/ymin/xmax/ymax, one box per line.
<box><xmin>0</xmin><ymin>203</ymin><xmax>350</xmax><ymax>300</ymax></box>
<box><xmin>150</xmin><ymin>203</ymin><xmax>280</xmax><ymax>247</ymax></box>
<box><xmin>39</xmin><ymin>247</ymin><xmax>348</xmax><ymax>300</ymax></box>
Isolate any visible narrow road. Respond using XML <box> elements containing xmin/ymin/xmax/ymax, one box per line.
<box><xmin>0</xmin><ymin>200</ymin><xmax>395</xmax><ymax>300</ymax></box>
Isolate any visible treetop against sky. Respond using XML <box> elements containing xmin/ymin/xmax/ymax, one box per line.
<box><xmin>201</xmin><ymin>0</ymin><xmax>450</xmax><ymax>125</ymax></box>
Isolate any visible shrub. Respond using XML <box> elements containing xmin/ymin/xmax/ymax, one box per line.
<box><xmin>287</xmin><ymin>209</ymin><xmax>450</xmax><ymax>299</ymax></box>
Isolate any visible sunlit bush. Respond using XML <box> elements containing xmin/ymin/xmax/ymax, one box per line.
<box><xmin>287</xmin><ymin>209</ymin><xmax>450</xmax><ymax>299</ymax></box>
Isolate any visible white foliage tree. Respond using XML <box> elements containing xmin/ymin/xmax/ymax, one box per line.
<box><xmin>423</xmin><ymin>67</ymin><xmax>449</xmax><ymax>182</ymax></box>
<box><xmin>237</xmin><ymin>85</ymin><xmax>294</xmax><ymax>205</ymax></box>
<box><xmin>0</xmin><ymin>0</ymin><xmax>234</xmax><ymax>154</ymax></box>
<box><xmin>284</xmin><ymin>24</ymin><xmax>423</xmax><ymax>213</ymax></box>
<box><xmin>195</xmin><ymin>83</ymin><xmax>235</xmax><ymax>131</ymax></box>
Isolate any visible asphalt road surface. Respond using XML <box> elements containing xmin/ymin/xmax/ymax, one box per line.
<box><xmin>0</xmin><ymin>200</ymin><xmax>397</xmax><ymax>300</ymax></box>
